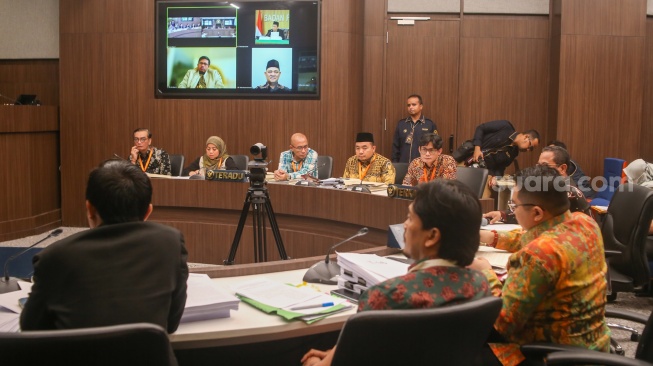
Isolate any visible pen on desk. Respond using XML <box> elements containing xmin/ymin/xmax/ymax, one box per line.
<box><xmin>290</xmin><ymin>302</ymin><xmax>335</xmax><ymax>310</ymax></box>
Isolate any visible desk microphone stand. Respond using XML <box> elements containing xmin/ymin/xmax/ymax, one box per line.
<box><xmin>224</xmin><ymin>160</ymin><xmax>288</xmax><ymax>264</ymax></box>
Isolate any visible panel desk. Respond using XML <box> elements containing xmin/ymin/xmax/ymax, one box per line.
<box><xmin>0</xmin><ymin>105</ymin><xmax>61</xmax><ymax>242</ymax></box>
<box><xmin>149</xmin><ymin>179</ymin><xmax>494</xmax><ymax>272</ymax></box>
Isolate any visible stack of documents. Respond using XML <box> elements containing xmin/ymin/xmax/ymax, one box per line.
<box><xmin>232</xmin><ymin>278</ymin><xmax>352</xmax><ymax>324</ymax></box>
<box><xmin>181</xmin><ymin>273</ymin><xmax>240</xmax><ymax>323</ymax></box>
<box><xmin>336</xmin><ymin>252</ymin><xmax>409</xmax><ymax>294</ymax></box>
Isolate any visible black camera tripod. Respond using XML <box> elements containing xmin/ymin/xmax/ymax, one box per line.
<box><xmin>224</xmin><ymin>164</ymin><xmax>288</xmax><ymax>264</ymax></box>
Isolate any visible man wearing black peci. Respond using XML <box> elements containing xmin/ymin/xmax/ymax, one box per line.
<box><xmin>20</xmin><ymin>159</ymin><xmax>189</xmax><ymax>337</ymax></box>
<box><xmin>255</xmin><ymin>59</ymin><xmax>290</xmax><ymax>92</ymax></box>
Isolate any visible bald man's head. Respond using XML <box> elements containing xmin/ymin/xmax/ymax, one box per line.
<box><xmin>290</xmin><ymin>133</ymin><xmax>309</xmax><ymax>160</ymax></box>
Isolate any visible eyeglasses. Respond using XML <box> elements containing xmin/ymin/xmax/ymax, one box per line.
<box><xmin>507</xmin><ymin>200</ymin><xmax>537</xmax><ymax>212</ymax></box>
<box><xmin>133</xmin><ymin>137</ymin><xmax>149</xmax><ymax>143</ymax></box>
<box><xmin>198</xmin><ymin>62</ymin><xmax>209</xmax><ymax>66</ymax></box>
<box><xmin>266</xmin><ymin>70</ymin><xmax>280</xmax><ymax>75</ymax></box>
<box><xmin>292</xmin><ymin>145</ymin><xmax>309</xmax><ymax>151</ymax></box>
<box><xmin>419</xmin><ymin>147</ymin><xmax>438</xmax><ymax>155</ymax></box>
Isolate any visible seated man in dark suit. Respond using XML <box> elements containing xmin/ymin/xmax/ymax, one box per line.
<box><xmin>20</xmin><ymin>159</ymin><xmax>189</xmax><ymax>334</ymax></box>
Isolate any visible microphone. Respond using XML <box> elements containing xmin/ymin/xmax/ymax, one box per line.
<box><xmin>113</xmin><ymin>153</ymin><xmax>127</xmax><ymax>160</ymax></box>
<box><xmin>302</xmin><ymin>227</ymin><xmax>369</xmax><ymax>285</ymax></box>
<box><xmin>449</xmin><ymin>134</ymin><xmax>454</xmax><ymax>153</ymax></box>
<box><xmin>297</xmin><ymin>162</ymin><xmax>325</xmax><ymax>186</ymax></box>
<box><xmin>0</xmin><ymin>228</ymin><xmax>63</xmax><ymax>294</ymax></box>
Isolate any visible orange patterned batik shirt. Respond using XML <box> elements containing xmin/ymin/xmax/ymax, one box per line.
<box><xmin>484</xmin><ymin>211</ymin><xmax>611</xmax><ymax>366</ymax></box>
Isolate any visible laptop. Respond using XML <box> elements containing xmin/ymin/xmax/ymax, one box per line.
<box><xmin>270</xmin><ymin>31</ymin><xmax>280</xmax><ymax>39</ymax></box>
<box><xmin>15</xmin><ymin>94</ymin><xmax>37</xmax><ymax>105</ymax></box>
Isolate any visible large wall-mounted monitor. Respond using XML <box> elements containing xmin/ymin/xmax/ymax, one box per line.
<box><xmin>155</xmin><ymin>0</ymin><xmax>320</xmax><ymax>99</ymax></box>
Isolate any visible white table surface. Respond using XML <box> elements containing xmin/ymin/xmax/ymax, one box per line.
<box><xmin>170</xmin><ymin>268</ymin><xmax>356</xmax><ymax>349</ymax></box>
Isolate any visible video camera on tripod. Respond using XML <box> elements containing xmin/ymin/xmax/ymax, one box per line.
<box><xmin>224</xmin><ymin>142</ymin><xmax>289</xmax><ymax>265</ymax></box>
<box><xmin>247</xmin><ymin>143</ymin><xmax>269</xmax><ymax>188</ymax></box>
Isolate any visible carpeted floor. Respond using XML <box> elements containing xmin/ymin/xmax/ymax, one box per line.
<box><xmin>2</xmin><ymin>227</ymin><xmax>652</xmax><ymax>358</ymax></box>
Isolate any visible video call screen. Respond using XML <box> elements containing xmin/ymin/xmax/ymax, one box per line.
<box><xmin>155</xmin><ymin>0</ymin><xmax>320</xmax><ymax>99</ymax></box>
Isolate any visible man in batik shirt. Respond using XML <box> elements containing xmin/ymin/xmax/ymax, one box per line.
<box><xmin>301</xmin><ymin>179</ymin><xmax>491</xmax><ymax>366</ymax></box>
<box><xmin>274</xmin><ymin>133</ymin><xmax>318</xmax><ymax>181</ymax></box>
<box><xmin>402</xmin><ymin>133</ymin><xmax>457</xmax><ymax>186</ymax></box>
<box><xmin>469</xmin><ymin>165</ymin><xmax>610</xmax><ymax>366</ymax></box>
<box><xmin>342</xmin><ymin>132</ymin><xmax>395</xmax><ymax>185</ymax></box>
<box><xmin>129</xmin><ymin>128</ymin><xmax>172</xmax><ymax>176</ymax></box>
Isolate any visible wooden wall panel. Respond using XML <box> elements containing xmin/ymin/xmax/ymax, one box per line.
<box><xmin>561</xmin><ymin>0</ymin><xmax>646</xmax><ymax>36</ymax></box>
<box><xmin>557</xmin><ymin>35</ymin><xmax>645</xmax><ymax>178</ymax></box>
<box><xmin>383</xmin><ymin>18</ymin><xmax>460</xmax><ymax>156</ymax></box>
<box><xmin>361</xmin><ymin>0</ymin><xmax>386</xmax><ymax>153</ymax></box>
<box><xmin>459</xmin><ymin>16</ymin><xmax>550</xmax><ymax>173</ymax></box>
<box><xmin>0</xmin><ymin>60</ymin><xmax>60</xmax><ymax>240</ymax></box>
<box><xmin>0</xmin><ymin>60</ymin><xmax>59</xmax><ymax>106</ymax></box>
<box><xmin>60</xmin><ymin>0</ymin><xmax>107</xmax><ymax>34</ymax></box>
<box><xmin>0</xmin><ymin>132</ymin><xmax>60</xmax><ymax>241</ymax></box>
<box><xmin>546</xmin><ymin>0</ymin><xmax>562</xmax><ymax>143</ymax></box>
<box><xmin>641</xmin><ymin>18</ymin><xmax>653</xmax><ymax>162</ymax></box>
<box><xmin>59</xmin><ymin>0</ymin><xmax>366</xmax><ymax>227</ymax></box>
<box><xmin>59</xmin><ymin>33</ymin><xmax>108</xmax><ymax>225</ymax></box>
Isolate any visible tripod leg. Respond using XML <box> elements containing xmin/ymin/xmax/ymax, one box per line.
<box><xmin>264</xmin><ymin>192</ymin><xmax>288</xmax><ymax>260</ymax></box>
<box><xmin>252</xmin><ymin>203</ymin><xmax>264</xmax><ymax>263</ymax></box>
<box><xmin>224</xmin><ymin>191</ymin><xmax>253</xmax><ymax>265</ymax></box>
<box><xmin>261</xmin><ymin>207</ymin><xmax>268</xmax><ymax>262</ymax></box>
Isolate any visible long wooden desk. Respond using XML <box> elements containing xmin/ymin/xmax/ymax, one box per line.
<box><xmin>170</xmin><ymin>268</ymin><xmax>353</xmax><ymax>350</ymax></box>
<box><xmin>149</xmin><ymin>179</ymin><xmax>494</xmax><ymax>274</ymax></box>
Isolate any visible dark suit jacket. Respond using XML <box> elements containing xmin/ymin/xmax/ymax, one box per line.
<box><xmin>20</xmin><ymin>222</ymin><xmax>189</xmax><ymax>333</ymax></box>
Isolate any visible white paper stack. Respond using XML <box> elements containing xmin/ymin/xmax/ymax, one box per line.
<box><xmin>336</xmin><ymin>252</ymin><xmax>409</xmax><ymax>292</ymax></box>
<box><xmin>181</xmin><ymin>273</ymin><xmax>240</xmax><ymax>323</ymax></box>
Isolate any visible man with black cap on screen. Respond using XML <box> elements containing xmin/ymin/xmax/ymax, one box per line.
<box><xmin>255</xmin><ymin>59</ymin><xmax>290</xmax><ymax>92</ymax></box>
<box><xmin>343</xmin><ymin>132</ymin><xmax>396</xmax><ymax>185</ymax></box>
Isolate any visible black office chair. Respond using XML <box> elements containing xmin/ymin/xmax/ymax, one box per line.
<box><xmin>330</xmin><ymin>296</ymin><xmax>502</xmax><ymax>366</ymax></box>
<box><xmin>169</xmin><ymin>154</ymin><xmax>185</xmax><ymax>177</ymax></box>
<box><xmin>317</xmin><ymin>155</ymin><xmax>333</xmax><ymax>180</ymax></box>
<box><xmin>0</xmin><ymin>323</ymin><xmax>175</xmax><ymax>366</ymax></box>
<box><xmin>230</xmin><ymin>154</ymin><xmax>249</xmax><ymax>170</ymax></box>
<box><xmin>456</xmin><ymin>166</ymin><xmax>489</xmax><ymax>198</ymax></box>
<box><xmin>602</xmin><ymin>183</ymin><xmax>653</xmax><ymax>301</ymax></box>
<box><xmin>392</xmin><ymin>162</ymin><xmax>409</xmax><ymax>185</ymax></box>
<box><xmin>543</xmin><ymin>308</ymin><xmax>653</xmax><ymax>365</ymax></box>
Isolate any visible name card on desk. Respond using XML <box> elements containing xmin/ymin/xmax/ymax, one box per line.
<box><xmin>205</xmin><ymin>170</ymin><xmax>248</xmax><ymax>182</ymax></box>
<box><xmin>387</xmin><ymin>184</ymin><xmax>416</xmax><ymax>200</ymax></box>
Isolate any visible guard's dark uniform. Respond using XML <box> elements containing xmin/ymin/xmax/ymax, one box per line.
<box><xmin>391</xmin><ymin>116</ymin><xmax>437</xmax><ymax>163</ymax></box>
